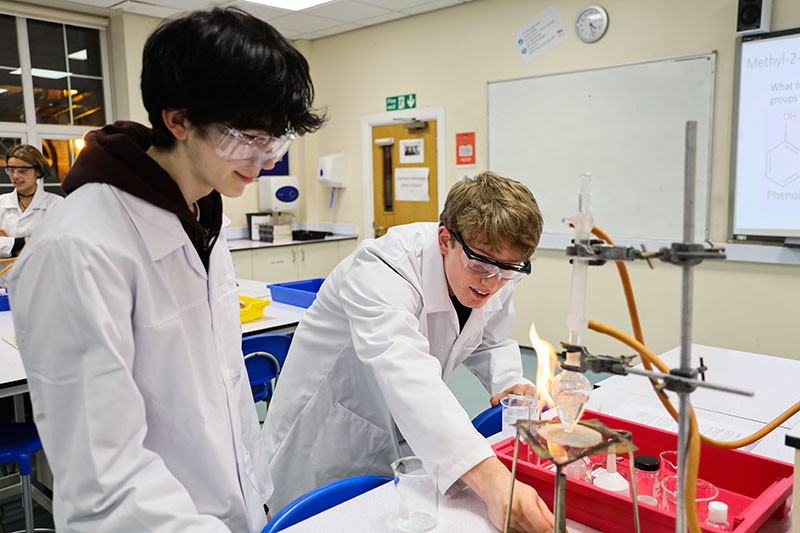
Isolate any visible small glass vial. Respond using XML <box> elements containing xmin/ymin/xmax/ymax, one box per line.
<box><xmin>633</xmin><ymin>454</ymin><xmax>660</xmax><ymax>506</ymax></box>
<box><xmin>705</xmin><ymin>501</ymin><xmax>732</xmax><ymax>531</ymax></box>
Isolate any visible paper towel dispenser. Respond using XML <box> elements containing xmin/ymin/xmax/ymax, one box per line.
<box><xmin>318</xmin><ymin>153</ymin><xmax>346</xmax><ymax>188</ymax></box>
<box><xmin>258</xmin><ymin>175</ymin><xmax>299</xmax><ymax>212</ymax></box>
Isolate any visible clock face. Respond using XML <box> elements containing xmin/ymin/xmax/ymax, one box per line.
<box><xmin>575</xmin><ymin>5</ymin><xmax>608</xmax><ymax>43</ymax></box>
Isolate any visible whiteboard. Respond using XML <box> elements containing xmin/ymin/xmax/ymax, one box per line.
<box><xmin>488</xmin><ymin>53</ymin><xmax>715</xmax><ymax>243</ymax></box>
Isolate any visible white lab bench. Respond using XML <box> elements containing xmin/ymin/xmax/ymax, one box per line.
<box><xmin>0</xmin><ymin>311</ymin><xmax>23</xmax><ymax>400</ymax></box>
<box><xmin>237</xmin><ymin>278</ymin><xmax>307</xmax><ymax>335</ymax></box>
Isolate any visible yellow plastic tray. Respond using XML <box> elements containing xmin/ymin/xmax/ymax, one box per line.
<box><xmin>239</xmin><ymin>295</ymin><xmax>270</xmax><ymax>323</ymax></box>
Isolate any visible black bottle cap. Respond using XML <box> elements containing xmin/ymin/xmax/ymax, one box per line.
<box><xmin>634</xmin><ymin>454</ymin><xmax>660</xmax><ymax>471</ymax></box>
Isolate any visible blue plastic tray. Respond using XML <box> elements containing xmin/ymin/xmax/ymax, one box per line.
<box><xmin>267</xmin><ymin>278</ymin><xmax>325</xmax><ymax>308</ymax></box>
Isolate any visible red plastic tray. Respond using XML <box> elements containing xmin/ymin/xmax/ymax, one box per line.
<box><xmin>492</xmin><ymin>410</ymin><xmax>792</xmax><ymax>532</ymax></box>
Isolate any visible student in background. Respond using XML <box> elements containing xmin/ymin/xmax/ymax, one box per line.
<box><xmin>0</xmin><ymin>144</ymin><xmax>62</xmax><ymax>258</ymax></box>
<box><xmin>8</xmin><ymin>8</ymin><xmax>323</xmax><ymax>532</ymax></box>
<box><xmin>264</xmin><ymin>172</ymin><xmax>554</xmax><ymax>533</ymax></box>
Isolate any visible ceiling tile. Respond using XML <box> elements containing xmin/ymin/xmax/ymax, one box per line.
<box><xmin>114</xmin><ymin>0</ymin><xmax>181</xmax><ymax>18</ymax></box>
<box><xmin>151</xmin><ymin>0</ymin><xmax>228</xmax><ymax>10</ymax></box>
<box><xmin>355</xmin><ymin>10</ymin><xmax>406</xmax><ymax>26</ymax></box>
<box><xmin>63</xmin><ymin>0</ymin><xmax>122</xmax><ymax>8</ymax></box>
<box><xmin>311</xmin><ymin>21</ymin><xmax>359</xmax><ymax>37</ymax></box>
<box><xmin>233</xmin><ymin>1</ymin><xmax>293</xmax><ymax>21</ymax></box>
<box><xmin>400</xmin><ymin>0</ymin><xmax>460</xmax><ymax>15</ymax></box>
<box><xmin>355</xmin><ymin>0</ymin><xmax>431</xmax><ymax>11</ymax></box>
<box><xmin>304</xmin><ymin>0</ymin><xmax>389</xmax><ymax>23</ymax></box>
<box><xmin>269</xmin><ymin>11</ymin><xmax>339</xmax><ymax>33</ymax></box>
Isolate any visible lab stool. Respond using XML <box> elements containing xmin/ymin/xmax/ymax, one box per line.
<box><xmin>0</xmin><ymin>423</ymin><xmax>47</xmax><ymax>533</ymax></box>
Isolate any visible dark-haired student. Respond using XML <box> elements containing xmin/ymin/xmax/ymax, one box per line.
<box><xmin>8</xmin><ymin>8</ymin><xmax>323</xmax><ymax>532</ymax></box>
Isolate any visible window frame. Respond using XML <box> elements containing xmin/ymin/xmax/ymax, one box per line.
<box><xmin>0</xmin><ymin>10</ymin><xmax>113</xmax><ymax>152</ymax></box>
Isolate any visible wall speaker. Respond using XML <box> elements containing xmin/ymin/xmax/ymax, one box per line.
<box><xmin>737</xmin><ymin>0</ymin><xmax>772</xmax><ymax>35</ymax></box>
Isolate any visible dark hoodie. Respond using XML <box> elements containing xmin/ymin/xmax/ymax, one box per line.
<box><xmin>62</xmin><ymin>121</ymin><xmax>222</xmax><ymax>271</ymax></box>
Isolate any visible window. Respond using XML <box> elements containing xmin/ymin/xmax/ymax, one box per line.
<box><xmin>0</xmin><ymin>10</ymin><xmax>111</xmax><ymax>195</ymax></box>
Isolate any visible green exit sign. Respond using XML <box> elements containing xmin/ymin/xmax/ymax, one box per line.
<box><xmin>386</xmin><ymin>93</ymin><xmax>416</xmax><ymax>111</ymax></box>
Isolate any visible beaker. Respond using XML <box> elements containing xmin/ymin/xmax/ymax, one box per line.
<box><xmin>659</xmin><ymin>450</ymin><xmax>678</xmax><ymax>477</ymax></box>
<box><xmin>500</xmin><ymin>394</ymin><xmax>539</xmax><ymax>439</ymax></box>
<box><xmin>391</xmin><ymin>456</ymin><xmax>437</xmax><ymax>533</ymax></box>
<box><xmin>660</xmin><ymin>475</ymin><xmax>718</xmax><ymax>523</ymax></box>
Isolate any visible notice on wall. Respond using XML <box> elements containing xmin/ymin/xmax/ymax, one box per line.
<box><xmin>399</xmin><ymin>138</ymin><xmax>424</xmax><ymax>164</ymax></box>
<box><xmin>456</xmin><ymin>131</ymin><xmax>476</xmax><ymax>167</ymax></box>
<box><xmin>395</xmin><ymin>167</ymin><xmax>430</xmax><ymax>202</ymax></box>
<box><xmin>512</xmin><ymin>3</ymin><xmax>567</xmax><ymax>65</ymax></box>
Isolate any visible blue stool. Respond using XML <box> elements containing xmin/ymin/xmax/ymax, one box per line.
<box><xmin>262</xmin><ymin>475</ymin><xmax>392</xmax><ymax>532</ymax></box>
<box><xmin>241</xmin><ymin>334</ymin><xmax>292</xmax><ymax>404</ymax></box>
<box><xmin>0</xmin><ymin>423</ymin><xmax>43</xmax><ymax>533</ymax></box>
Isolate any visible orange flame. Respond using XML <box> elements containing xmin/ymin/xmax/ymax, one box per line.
<box><xmin>531</xmin><ymin>322</ymin><xmax>558</xmax><ymax>409</ymax></box>
<box><xmin>547</xmin><ymin>438</ymin><xmax>569</xmax><ymax>463</ymax></box>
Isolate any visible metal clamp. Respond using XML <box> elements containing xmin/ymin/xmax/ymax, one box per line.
<box><xmin>565</xmin><ymin>240</ymin><xmax>642</xmax><ymax>266</ymax></box>
<box><xmin>565</xmin><ymin>239</ymin><xmax>726</xmax><ymax>269</ymax></box>
<box><xmin>558</xmin><ymin>342</ymin><xmax>634</xmax><ymax>374</ymax></box>
<box><xmin>556</xmin><ymin>343</ymin><xmax>753</xmax><ymax>397</ymax></box>
<box><xmin>657</xmin><ymin>242</ymin><xmax>726</xmax><ymax>267</ymax></box>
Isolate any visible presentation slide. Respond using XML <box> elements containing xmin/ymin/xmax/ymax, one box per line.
<box><xmin>733</xmin><ymin>29</ymin><xmax>800</xmax><ymax>239</ymax></box>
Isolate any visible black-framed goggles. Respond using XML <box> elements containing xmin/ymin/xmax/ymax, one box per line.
<box><xmin>451</xmin><ymin>230</ymin><xmax>531</xmax><ymax>282</ymax></box>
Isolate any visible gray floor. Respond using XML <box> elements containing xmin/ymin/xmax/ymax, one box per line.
<box><xmin>447</xmin><ymin>347</ymin><xmax>610</xmax><ymax>420</ymax></box>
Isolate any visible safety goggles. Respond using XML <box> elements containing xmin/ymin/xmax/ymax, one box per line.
<box><xmin>451</xmin><ymin>230</ymin><xmax>531</xmax><ymax>283</ymax></box>
<box><xmin>207</xmin><ymin>124</ymin><xmax>295</xmax><ymax>168</ymax></box>
<box><xmin>4</xmin><ymin>166</ymin><xmax>35</xmax><ymax>176</ymax></box>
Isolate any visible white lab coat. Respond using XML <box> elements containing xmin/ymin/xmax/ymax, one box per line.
<box><xmin>0</xmin><ymin>182</ymin><xmax>62</xmax><ymax>257</ymax></box>
<box><xmin>263</xmin><ymin>222</ymin><xmax>531</xmax><ymax>511</ymax></box>
<box><xmin>8</xmin><ymin>183</ymin><xmax>272</xmax><ymax>532</ymax></box>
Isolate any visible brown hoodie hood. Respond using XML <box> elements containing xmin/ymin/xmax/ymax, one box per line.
<box><xmin>62</xmin><ymin>121</ymin><xmax>222</xmax><ymax>271</ymax></box>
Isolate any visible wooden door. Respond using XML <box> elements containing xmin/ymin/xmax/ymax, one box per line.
<box><xmin>371</xmin><ymin>121</ymin><xmax>438</xmax><ymax>238</ymax></box>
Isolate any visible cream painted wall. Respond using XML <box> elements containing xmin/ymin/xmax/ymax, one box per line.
<box><xmin>108</xmin><ymin>12</ymin><xmax>160</xmax><ymax>124</ymax></box>
<box><xmin>296</xmin><ymin>0</ymin><xmax>800</xmax><ymax>361</ymax></box>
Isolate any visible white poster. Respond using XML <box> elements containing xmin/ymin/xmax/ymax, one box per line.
<box><xmin>395</xmin><ymin>167</ymin><xmax>430</xmax><ymax>202</ymax></box>
<box><xmin>399</xmin><ymin>138</ymin><xmax>424</xmax><ymax>164</ymax></box>
<box><xmin>512</xmin><ymin>3</ymin><xmax>567</xmax><ymax>65</ymax></box>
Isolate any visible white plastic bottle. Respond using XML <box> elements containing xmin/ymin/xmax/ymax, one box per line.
<box><xmin>705</xmin><ymin>501</ymin><xmax>732</xmax><ymax>531</ymax></box>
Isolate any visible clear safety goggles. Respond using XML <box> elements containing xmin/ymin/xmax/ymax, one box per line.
<box><xmin>4</xmin><ymin>166</ymin><xmax>35</xmax><ymax>176</ymax></box>
<box><xmin>207</xmin><ymin>123</ymin><xmax>295</xmax><ymax>168</ymax></box>
<box><xmin>451</xmin><ymin>230</ymin><xmax>531</xmax><ymax>283</ymax></box>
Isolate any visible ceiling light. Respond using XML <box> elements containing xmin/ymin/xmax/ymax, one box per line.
<box><xmin>68</xmin><ymin>49</ymin><xmax>88</xmax><ymax>61</ymax></box>
<box><xmin>10</xmin><ymin>68</ymin><xmax>69</xmax><ymax>80</ymax></box>
<box><xmin>243</xmin><ymin>0</ymin><xmax>334</xmax><ymax>10</ymax></box>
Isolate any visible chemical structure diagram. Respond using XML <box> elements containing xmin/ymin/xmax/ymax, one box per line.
<box><xmin>765</xmin><ymin>121</ymin><xmax>800</xmax><ymax>187</ymax></box>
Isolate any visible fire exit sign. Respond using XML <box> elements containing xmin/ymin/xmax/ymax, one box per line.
<box><xmin>386</xmin><ymin>93</ymin><xmax>416</xmax><ymax>111</ymax></box>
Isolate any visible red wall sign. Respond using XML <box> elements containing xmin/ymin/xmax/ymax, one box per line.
<box><xmin>456</xmin><ymin>132</ymin><xmax>476</xmax><ymax>166</ymax></box>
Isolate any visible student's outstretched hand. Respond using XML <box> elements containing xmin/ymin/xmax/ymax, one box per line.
<box><xmin>490</xmin><ymin>383</ymin><xmax>538</xmax><ymax>407</ymax></box>
<box><xmin>462</xmin><ymin>457</ymin><xmax>554</xmax><ymax>533</ymax></box>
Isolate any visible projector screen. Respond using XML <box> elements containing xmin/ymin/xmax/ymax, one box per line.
<box><xmin>731</xmin><ymin>28</ymin><xmax>800</xmax><ymax>241</ymax></box>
